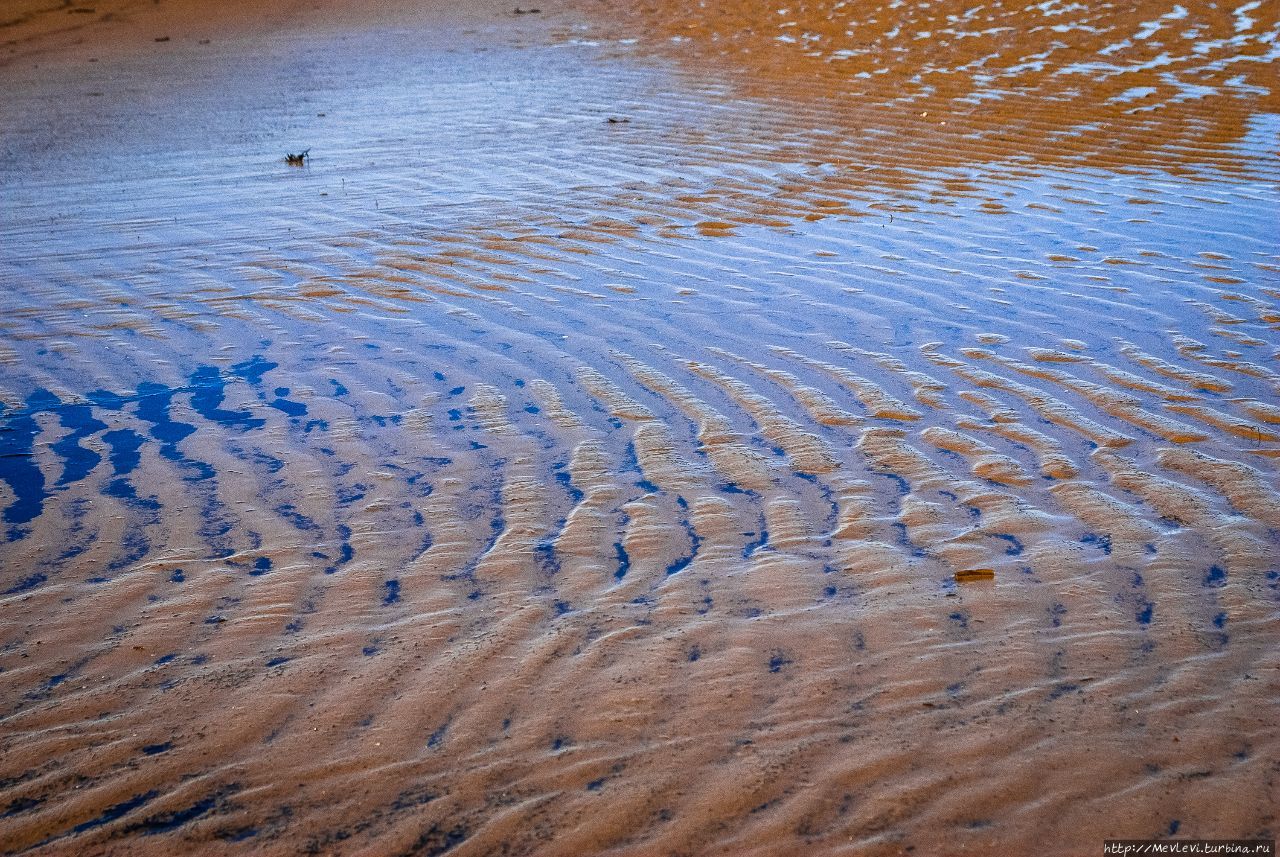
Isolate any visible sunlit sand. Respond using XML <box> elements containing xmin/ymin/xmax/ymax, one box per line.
<box><xmin>1</xmin><ymin>0</ymin><xmax>1277</xmax><ymax>854</ymax></box>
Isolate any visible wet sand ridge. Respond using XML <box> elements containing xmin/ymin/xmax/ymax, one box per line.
<box><xmin>1</xmin><ymin>0</ymin><xmax>1278</xmax><ymax>854</ymax></box>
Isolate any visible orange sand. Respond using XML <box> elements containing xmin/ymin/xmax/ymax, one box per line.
<box><xmin>1</xmin><ymin>1</ymin><xmax>1277</xmax><ymax>855</ymax></box>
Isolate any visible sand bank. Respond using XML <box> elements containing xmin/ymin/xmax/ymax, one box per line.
<box><xmin>1</xmin><ymin>0</ymin><xmax>1278</xmax><ymax>854</ymax></box>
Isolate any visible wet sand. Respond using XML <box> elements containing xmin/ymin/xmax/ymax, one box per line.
<box><xmin>1</xmin><ymin>0</ymin><xmax>1278</xmax><ymax>854</ymax></box>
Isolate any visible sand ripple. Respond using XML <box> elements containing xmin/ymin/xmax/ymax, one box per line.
<box><xmin>1</xmin><ymin>0</ymin><xmax>1278</xmax><ymax>854</ymax></box>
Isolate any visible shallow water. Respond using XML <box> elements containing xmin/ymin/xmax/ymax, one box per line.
<box><xmin>1</xmin><ymin>1</ymin><xmax>1278</xmax><ymax>854</ymax></box>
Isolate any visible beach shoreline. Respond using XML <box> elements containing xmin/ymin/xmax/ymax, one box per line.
<box><xmin>1</xmin><ymin>1</ymin><xmax>1277</xmax><ymax>854</ymax></box>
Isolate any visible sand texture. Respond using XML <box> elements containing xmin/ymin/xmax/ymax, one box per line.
<box><xmin>1</xmin><ymin>0</ymin><xmax>1278</xmax><ymax>854</ymax></box>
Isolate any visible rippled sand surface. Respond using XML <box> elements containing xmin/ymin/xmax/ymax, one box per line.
<box><xmin>2</xmin><ymin>0</ymin><xmax>1279</xmax><ymax>854</ymax></box>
